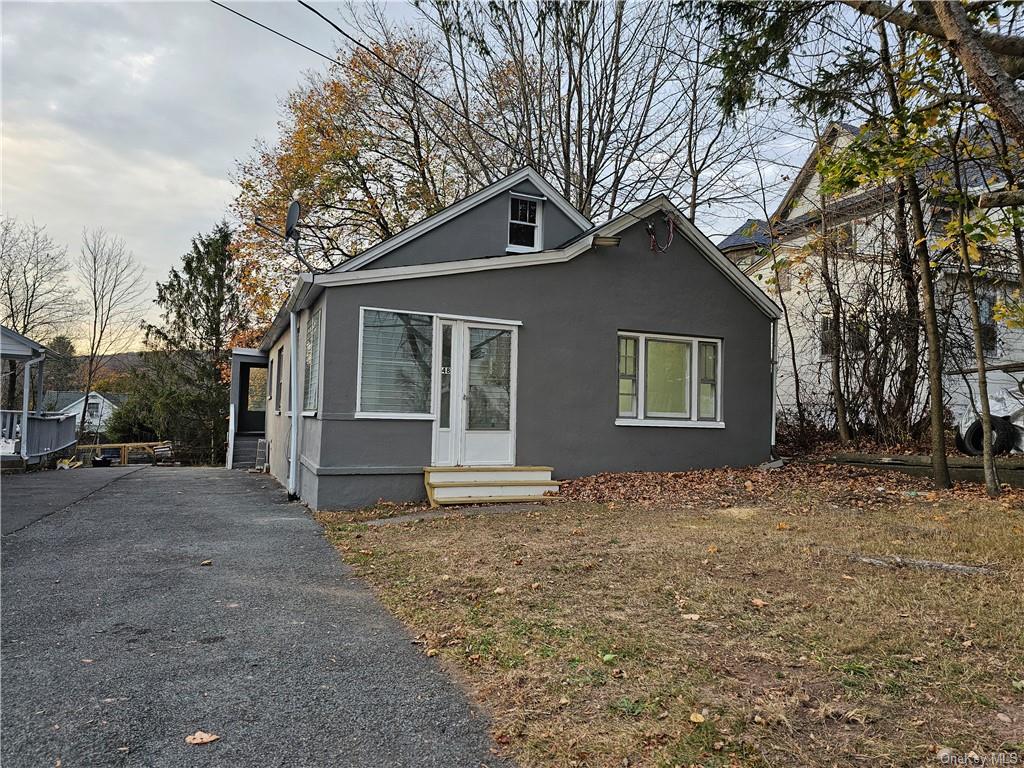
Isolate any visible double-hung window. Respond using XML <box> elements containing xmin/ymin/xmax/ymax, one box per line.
<box><xmin>616</xmin><ymin>332</ymin><xmax>722</xmax><ymax>427</ymax></box>
<box><xmin>275</xmin><ymin>347</ymin><xmax>283</xmax><ymax>411</ymax></box>
<box><xmin>303</xmin><ymin>308</ymin><xmax>322</xmax><ymax>412</ymax></box>
<box><xmin>357</xmin><ymin>309</ymin><xmax>434</xmax><ymax>416</ymax></box>
<box><xmin>508</xmin><ymin>194</ymin><xmax>542</xmax><ymax>252</ymax></box>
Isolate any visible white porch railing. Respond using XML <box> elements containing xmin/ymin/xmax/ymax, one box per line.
<box><xmin>0</xmin><ymin>410</ymin><xmax>78</xmax><ymax>458</ymax></box>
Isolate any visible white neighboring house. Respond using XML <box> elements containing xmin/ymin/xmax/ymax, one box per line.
<box><xmin>43</xmin><ymin>391</ymin><xmax>126</xmax><ymax>434</ymax></box>
<box><xmin>720</xmin><ymin>122</ymin><xmax>1023</xmax><ymax>447</ymax></box>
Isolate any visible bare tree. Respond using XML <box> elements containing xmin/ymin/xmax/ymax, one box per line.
<box><xmin>0</xmin><ymin>216</ymin><xmax>81</xmax><ymax>408</ymax></box>
<box><xmin>75</xmin><ymin>228</ymin><xmax>147</xmax><ymax>434</ymax></box>
<box><xmin>353</xmin><ymin>1</ymin><xmax>774</xmax><ymax>220</ymax></box>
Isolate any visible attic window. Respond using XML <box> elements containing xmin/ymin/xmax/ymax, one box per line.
<box><xmin>508</xmin><ymin>194</ymin><xmax>542</xmax><ymax>252</ymax></box>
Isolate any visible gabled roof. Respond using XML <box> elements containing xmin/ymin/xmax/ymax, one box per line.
<box><xmin>772</xmin><ymin>121</ymin><xmax>860</xmax><ymax>222</ymax></box>
<box><xmin>719</xmin><ymin>219</ymin><xmax>771</xmax><ymax>253</ymax></box>
<box><xmin>43</xmin><ymin>390</ymin><xmax>124</xmax><ymax>412</ymax></box>
<box><xmin>260</xmin><ymin>194</ymin><xmax>780</xmax><ymax>350</ymax></box>
<box><xmin>1</xmin><ymin>325</ymin><xmax>46</xmax><ymax>362</ymax></box>
<box><xmin>331</xmin><ymin>167</ymin><xmax>594</xmax><ymax>273</ymax></box>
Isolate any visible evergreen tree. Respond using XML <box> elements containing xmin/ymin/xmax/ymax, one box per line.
<box><xmin>116</xmin><ymin>222</ymin><xmax>246</xmax><ymax>463</ymax></box>
<box><xmin>43</xmin><ymin>335</ymin><xmax>80</xmax><ymax>393</ymax></box>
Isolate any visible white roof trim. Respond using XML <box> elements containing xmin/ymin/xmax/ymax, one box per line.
<box><xmin>302</xmin><ymin>195</ymin><xmax>781</xmax><ymax>320</ymax></box>
<box><xmin>55</xmin><ymin>392</ymin><xmax>117</xmax><ymax>413</ymax></box>
<box><xmin>331</xmin><ymin>167</ymin><xmax>593</xmax><ymax>274</ymax></box>
<box><xmin>1</xmin><ymin>325</ymin><xmax>46</xmax><ymax>361</ymax></box>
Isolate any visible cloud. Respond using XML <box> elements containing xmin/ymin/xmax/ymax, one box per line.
<box><xmin>1</xmin><ymin>0</ymin><xmax>345</xmax><ymax>298</ymax></box>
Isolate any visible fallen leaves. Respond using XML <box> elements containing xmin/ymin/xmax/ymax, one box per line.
<box><xmin>750</xmin><ymin>598</ymin><xmax>769</xmax><ymax>609</ymax></box>
<box><xmin>200</xmin><ymin>560</ymin><xmax>213</xmax><ymax>567</ymax></box>
<box><xmin>184</xmin><ymin>731</ymin><xmax>219</xmax><ymax>745</ymax></box>
<box><xmin>689</xmin><ymin>712</ymin><xmax>705</xmax><ymax>723</ymax></box>
<box><xmin>558</xmin><ymin>462</ymin><xmax>1024</xmax><ymax>509</ymax></box>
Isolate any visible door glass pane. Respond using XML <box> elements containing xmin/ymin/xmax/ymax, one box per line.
<box><xmin>645</xmin><ymin>339</ymin><xmax>690</xmax><ymax>418</ymax></box>
<box><xmin>247</xmin><ymin>368</ymin><xmax>267</xmax><ymax>412</ymax></box>
<box><xmin>698</xmin><ymin>341</ymin><xmax>718</xmax><ymax>420</ymax></box>
<box><xmin>439</xmin><ymin>324</ymin><xmax>452</xmax><ymax>429</ymax></box>
<box><xmin>467</xmin><ymin>328</ymin><xmax>511</xmax><ymax>430</ymax></box>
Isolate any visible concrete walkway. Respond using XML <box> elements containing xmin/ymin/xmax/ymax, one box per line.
<box><xmin>1</xmin><ymin>467</ymin><xmax>506</xmax><ymax>767</ymax></box>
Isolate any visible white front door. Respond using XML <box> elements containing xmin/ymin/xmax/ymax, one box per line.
<box><xmin>432</xmin><ymin>320</ymin><xmax>517</xmax><ymax>466</ymax></box>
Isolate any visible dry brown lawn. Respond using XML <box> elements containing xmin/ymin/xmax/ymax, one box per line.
<box><xmin>318</xmin><ymin>464</ymin><xmax>1024</xmax><ymax>768</ymax></box>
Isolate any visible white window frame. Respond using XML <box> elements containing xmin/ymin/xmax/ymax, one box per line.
<box><xmin>355</xmin><ymin>306</ymin><xmax>522</xmax><ymax>420</ymax></box>
<box><xmin>507</xmin><ymin>193</ymin><xmax>544</xmax><ymax>254</ymax></box>
<box><xmin>615</xmin><ymin>331</ymin><xmax>724</xmax><ymax>429</ymax></box>
<box><xmin>301</xmin><ymin>306</ymin><xmax>323</xmax><ymax>417</ymax></box>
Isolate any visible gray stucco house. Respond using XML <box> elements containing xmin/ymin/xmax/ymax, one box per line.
<box><xmin>228</xmin><ymin>168</ymin><xmax>782</xmax><ymax>510</ymax></box>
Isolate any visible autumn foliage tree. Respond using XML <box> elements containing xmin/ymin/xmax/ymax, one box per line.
<box><xmin>232</xmin><ymin>5</ymin><xmax>776</xmax><ymax>328</ymax></box>
<box><xmin>232</xmin><ymin>38</ymin><xmax>468</xmax><ymax>325</ymax></box>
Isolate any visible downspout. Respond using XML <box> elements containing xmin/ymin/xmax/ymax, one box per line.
<box><xmin>770</xmin><ymin>319</ymin><xmax>779</xmax><ymax>457</ymax></box>
<box><xmin>225</xmin><ymin>403</ymin><xmax>235</xmax><ymax>470</ymax></box>
<box><xmin>287</xmin><ymin>310</ymin><xmax>300</xmax><ymax>500</ymax></box>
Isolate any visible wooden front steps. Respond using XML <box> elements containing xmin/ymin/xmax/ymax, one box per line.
<box><xmin>424</xmin><ymin>466</ymin><xmax>559</xmax><ymax>506</ymax></box>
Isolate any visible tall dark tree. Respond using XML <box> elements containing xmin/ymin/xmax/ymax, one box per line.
<box><xmin>43</xmin><ymin>335</ymin><xmax>79</xmax><ymax>394</ymax></box>
<box><xmin>120</xmin><ymin>222</ymin><xmax>246</xmax><ymax>464</ymax></box>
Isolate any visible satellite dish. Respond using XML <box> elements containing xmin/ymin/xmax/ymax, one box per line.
<box><xmin>285</xmin><ymin>200</ymin><xmax>301</xmax><ymax>241</ymax></box>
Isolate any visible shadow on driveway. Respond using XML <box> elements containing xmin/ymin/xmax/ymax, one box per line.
<box><xmin>1</xmin><ymin>466</ymin><xmax>507</xmax><ymax>767</ymax></box>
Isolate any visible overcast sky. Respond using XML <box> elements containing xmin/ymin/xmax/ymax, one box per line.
<box><xmin>3</xmin><ymin>1</ymin><xmax>806</xmax><ymax>322</ymax></box>
<box><xmin>1</xmin><ymin>1</ymin><xmax>382</xmax><ymax>297</ymax></box>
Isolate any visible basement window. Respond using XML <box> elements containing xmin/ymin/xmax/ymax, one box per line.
<box><xmin>508</xmin><ymin>194</ymin><xmax>543</xmax><ymax>253</ymax></box>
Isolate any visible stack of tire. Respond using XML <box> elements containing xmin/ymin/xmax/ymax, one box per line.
<box><xmin>957</xmin><ymin>416</ymin><xmax>1018</xmax><ymax>456</ymax></box>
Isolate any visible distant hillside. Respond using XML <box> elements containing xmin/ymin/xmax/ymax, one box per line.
<box><xmin>77</xmin><ymin>352</ymin><xmax>143</xmax><ymax>374</ymax></box>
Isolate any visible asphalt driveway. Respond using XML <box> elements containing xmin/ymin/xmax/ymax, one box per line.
<box><xmin>1</xmin><ymin>467</ymin><xmax>505</xmax><ymax>767</ymax></box>
<box><xmin>1</xmin><ymin>465</ymin><xmax>144</xmax><ymax>535</ymax></box>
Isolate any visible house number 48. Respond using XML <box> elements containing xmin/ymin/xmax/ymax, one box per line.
<box><xmin>440</xmin><ymin>366</ymin><xmax>452</xmax><ymax>375</ymax></box>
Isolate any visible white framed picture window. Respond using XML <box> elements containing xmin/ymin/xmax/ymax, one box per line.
<box><xmin>616</xmin><ymin>332</ymin><xmax>723</xmax><ymax>428</ymax></box>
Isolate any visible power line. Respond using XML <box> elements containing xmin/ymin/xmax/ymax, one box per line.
<box><xmin>295</xmin><ymin>0</ymin><xmax>537</xmax><ymax>170</ymax></box>
<box><xmin>208</xmin><ymin>0</ymin><xmax>338</xmax><ymax>66</ymax></box>
<box><xmin>208</xmin><ymin>0</ymin><xmax>667</xmax><ymax>224</ymax></box>
<box><xmin>209</xmin><ymin>0</ymin><xmax>531</xmax><ymax>170</ymax></box>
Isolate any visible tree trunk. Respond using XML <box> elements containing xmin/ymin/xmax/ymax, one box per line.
<box><xmin>906</xmin><ymin>174</ymin><xmax>952</xmax><ymax>488</ymax></box>
<box><xmin>4</xmin><ymin>359</ymin><xmax>18</xmax><ymax>410</ymax></box>
<box><xmin>79</xmin><ymin>359</ymin><xmax>95</xmax><ymax>437</ymax></box>
<box><xmin>932</xmin><ymin>0</ymin><xmax>1024</xmax><ymax>147</ymax></box>
<box><xmin>819</xmin><ymin>227</ymin><xmax>852</xmax><ymax>443</ymax></box>
<box><xmin>956</xmin><ymin>222</ymin><xmax>1000</xmax><ymax>496</ymax></box>
<box><xmin>773</xmin><ymin>252</ymin><xmax>807</xmax><ymax>429</ymax></box>
<box><xmin>889</xmin><ymin>180</ymin><xmax>921</xmax><ymax>439</ymax></box>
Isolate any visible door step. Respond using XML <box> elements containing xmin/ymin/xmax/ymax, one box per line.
<box><xmin>424</xmin><ymin>466</ymin><xmax>558</xmax><ymax>506</ymax></box>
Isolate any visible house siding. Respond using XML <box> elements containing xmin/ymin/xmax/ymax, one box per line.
<box><xmin>364</xmin><ymin>180</ymin><xmax>585</xmax><ymax>270</ymax></box>
<box><xmin>284</xmin><ymin>217</ymin><xmax>773</xmax><ymax>509</ymax></box>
